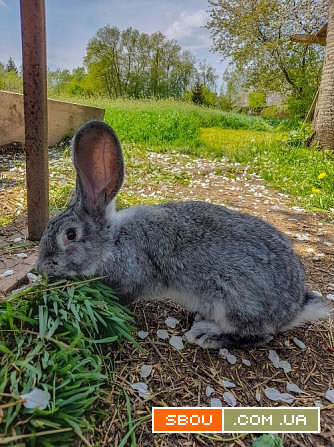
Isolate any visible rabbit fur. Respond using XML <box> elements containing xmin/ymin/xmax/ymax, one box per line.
<box><xmin>36</xmin><ymin>121</ymin><xmax>329</xmax><ymax>349</ymax></box>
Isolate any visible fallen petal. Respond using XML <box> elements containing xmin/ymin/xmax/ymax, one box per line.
<box><xmin>210</xmin><ymin>397</ymin><xmax>222</xmax><ymax>407</ymax></box>
<box><xmin>206</xmin><ymin>386</ymin><xmax>215</xmax><ymax>397</ymax></box>
<box><xmin>140</xmin><ymin>365</ymin><xmax>152</xmax><ymax>378</ymax></box>
<box><xmin>20</xmin><ymin>388</ymin><xmax>50</xmax><ymax>410</ymax></box>
<box><xmin>27</xmin><ymin>273</ymin><xmax>38</xmax><ymax>282</ymax></box>
<box><xmin>286</xmin><ymin>382</ymin><xmax>305</xmax><ymax>394</ymax></box>
<box><xmin>169</xmin><ymin>335</ymin><xmax>184</xmax><ymax>350</ymax></box>
<box><xmin>219</xmin><ymin>348</ymin><xmax>229</xmax><ymax>359</ymax></box>
<box><xmin>226</xmin><ymin>354</ymin><xmax>237</xmax><ymax>365</ymax></box>
<box><xmin>264</xmin><ymin>388</ymin><xmax>282</xmax><ymax>401</ymax></box>
<box><xmin>137</xmin><ymin>331</ymin><xmax>149</xmax><ymax>340</ymax></box>
<box><xmin>325</xmin><ymin>389</ymin><xmax>334</xmax><ymax>403</ymax></box>
<box><xmin>165</xmin><ymin>317</ymin><xmax>179</xmax><ymax>329</ymax></box>
<box><xmin>326</xmin><ymin>294</ymin><xmax>334</xmax><ymax>301</ymax></box>
<box><xmin>0</xmin><ymin>269</ymin><xmax>14</xmax><ymax>278</ymax></box>
<box><xmin>242</xmin><ymin>359</ymin><xmax>251</xmax><ymax>366</ymax></box>
<box><xmin>131</xmin><ymin>382</ymin><xmax>151</xmax><ymax>399</ymax></box>
<box><xmin>292</xmin><ymin>337</ymin><xmax>306</xmax><ymax>349</ymax></box>
<box><xmin>314</xmin><ymin>401</ymin><xmax>323</xmax><ymax>408</ymax></box>
<box><xmin>157</xmin><ymin>329</ymin><xmax>169</xmax><ymax>340</ymax></box>
<box><xmin>279</xmin><ymin>393</ymin><xmax>295</xmax><ymax>404</ymax></box>
<box><xmin>221</xmin><ymin>380</ymin><xmax>236</xmax><ymax>388</ymax></box>
<box><xmin>223</xmin><ymin>392</ymin><xmax>237</xmax><ymax>407</ymax></box>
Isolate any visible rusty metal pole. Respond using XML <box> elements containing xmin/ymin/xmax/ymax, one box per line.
<box><xmin>20</xmin><ymin>0</ymin><xmax>49</xmax><ymax>241</ymax></box>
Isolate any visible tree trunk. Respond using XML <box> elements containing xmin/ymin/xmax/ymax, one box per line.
<box><xmin>312</xmin><ymin>0</ymin><xmax>334</xmax><ymax>151</ymax></box>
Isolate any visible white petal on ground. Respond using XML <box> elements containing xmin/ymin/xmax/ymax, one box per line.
<box><xmin>169</xmin><ymin>335</ymin><xmax>184</xmax><ymax>350</ymax></box>
<box><xmin>140</xmin><ymin>365</ymin><xmax>152</xmax><ymax>378</ymax></box>
<box><xmin>296</xmin><ymin>233</ymin><xmax>309</xmax><ymax>241</ymax></box>
<box><xmin>165</xmin><ymin>317</ymin><xmax>179</xmax><ymax>329</ymax></box>
<box><xmin>284</xmin><ymin>340</ymin><xmax>291</xmax><ymax>347</ymax></box>
<box><xmin>286</xmin><ymin>382</ymin><xmax>306</xmax><ymax>394</ymax></box>
<box><xmin>242</xmin><ymin>359</ymin><xmax>251</xmax><ymax>366</ymax></box>
<box><xmin>265</xmin><ymin>388</ymin><xmax>295</xmax><ymax>403</ymax></box>
<box><xmin>325</xmin><ymin>389</ymin><xmax>334</xmax><ymax>403</ymax></box>
<box><xmin>20</xmin><ymin>388</ymin><xmax>51</xmax><ymax>410</ymax></box>
<box><xmin>210</xmin><ymin>397</ymin><xmax>223</xmax><ymax>407</ymax></box>
<box><xmin>292</xmin><ymin>337</ymin><xmax>306</xmax><ymax>349</ymax></box>
<box><xmin>0</xmin><ymin>269</ymin><xmax>14</xmax><ymax>278</ymax></box>
<box><xmin>16</xmin><ymin>253</ymin><xmax>28</xmax><ymax>259</ymax></box>
<box><xmin>157</xmin><ymin>329</ymin><xmax>169</xmax><ymax>340</ymax></box>
<box><xmin>137</xmin><ymin>331</ymin><xmax>149</xmax><ymax>339</ymax></box>
<box><xmin>219</xmin><ymin>348</ymin><xmax>229</xmax><ymax>359</ymax></box>
<box><xmin>268</xmin><ymin>350</ymin><xmax>291</xmax><ymax>373</ymax></box>
<box><xmin>206</xmin><ymin>386</ymin><xmax>215</xmax><ymax>397</ymax></box>
<box><xmin>280</xmin><ymin>360</ymin><xmax>292</xmax><ymax>373</ymax></box>
<box><xmin>221</xmin><ymin>380</ymin><xmax>236</xmax><ymax>388</ymax></box>
<box><xmin>326</xmin><ymin>294</ymin><xmax>334</xmax><ymax>301</ymax></box>
<box><xmin>255</xmin><ymin>390</ymin><xmax>261</xmax><ymax>402</ymax></box>
<box><xmin>226</xmin><ymin>354</ymin><xmax>237</xmax><ymax>365</ymax></box>
<box><xmin>279</xmin><ymin>393</ymin><xmax>295</xmax><ymax>404</ymax></box>
<box><xmin>223</xmin><ymin>392</ymin><xmax>237</xmax><ymax>407</ymax></box>
<box><xmin>27</xmin><ymin>273</ymin><xmax>38</xmax><ymax>282</ymax></box>
<box><xmin>324</xmin><ymin>241</ymin><xmax>333</xmax><ymax>247</ymax></box>
<box><xmin>131</xmin><ymin>382</ymin><xmax>151</xmax><ymax>399</ymax></box>
<box><xmin>13</xmin><ymin>237</ymin><xmax>22</xmax><ymax>243</ymax></box>
<box><xmin>314</xmin><ymin>401</ymin><xmax>323</xmax><ymax>407</ymax></box>
<box><xmin>264</xmin><ymin>388</ymin><xmax>282</xmax><ymax>401</ymax></box>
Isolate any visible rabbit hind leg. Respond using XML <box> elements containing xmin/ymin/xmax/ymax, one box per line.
<box><xmin>185</xmin><ymin>320</ymin><xmax>272</xmax><ymax>349</ymax></box>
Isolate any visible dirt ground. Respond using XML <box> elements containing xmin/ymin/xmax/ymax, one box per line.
<box><xmin>0</xmin><ymin>148</ymin><xmax>333</xmax><ymax>446</ymax></box>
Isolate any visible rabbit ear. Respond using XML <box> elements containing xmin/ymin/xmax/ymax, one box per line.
<box><xmin>72</xmin><ymin>121</ymin><xmax>124</xmax><ymax>206</ymax></box>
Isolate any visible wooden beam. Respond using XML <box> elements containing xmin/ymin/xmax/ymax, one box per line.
<box><xmin>20</xmin><ymin>0</ymin><xmax>49</xmax><ymax>241</ymax></box>
<box><xmin>290</xmin><ymin>34</ymin><xmax>326</xmax><ymax>46</ymax></box>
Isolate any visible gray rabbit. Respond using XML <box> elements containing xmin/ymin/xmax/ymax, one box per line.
<box><xmin>36</xmin><ymin>120</ymin><xmax>328</xmax><ymax>349</ymax></box>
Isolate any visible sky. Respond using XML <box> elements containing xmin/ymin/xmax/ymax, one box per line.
<box><xmin>0</xmin><ymin>0</ymin><xmax>229</xmax><ymax>89</ymax></box>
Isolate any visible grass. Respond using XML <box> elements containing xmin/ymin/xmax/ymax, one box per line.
<box><xmin>0</xmin><ymin>277</ymin><xmax>140</xmax><ymax>446</ymax></box>
<box><xmin>1</xmin><ymin>97</ymin><xmax>333</xmax><ymax>226</ymax></box>
<box><xmin>200</xmin><ymin>127</ymin><xmax>334</xmax><ymax>211</ymax></box>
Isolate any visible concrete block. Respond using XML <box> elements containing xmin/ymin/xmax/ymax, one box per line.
<box><xmin>0</xmin><ymin>91</ymin><xmax>105</xmax><ymax>147</ymax></box>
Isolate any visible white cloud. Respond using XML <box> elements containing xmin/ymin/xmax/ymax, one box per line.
<box><xmin>165</xmin><ymin>10</ymin><xmax>207</xmax><ymax>41</ymax></box>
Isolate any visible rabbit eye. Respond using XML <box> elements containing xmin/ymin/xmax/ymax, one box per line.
<box><xmin>65</xmin><ymin>228</ymin><xmax>77</xmax><ymax>241</ymax></box>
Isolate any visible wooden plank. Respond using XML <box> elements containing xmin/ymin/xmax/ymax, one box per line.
<box><xmin>290</xmin><ymin>34</ymin><xmax>326</xmax><ymax>46</ymax></box>
<box><xmin>0</xmin><ymin>254</ymin><xmax>37</xmax><ymax>295</ymax></box>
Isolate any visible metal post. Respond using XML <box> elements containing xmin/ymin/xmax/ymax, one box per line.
<box><xmin>20</xmin><ymin>0</ymin><xmax>49</xmax><ymax>241</ymax></box>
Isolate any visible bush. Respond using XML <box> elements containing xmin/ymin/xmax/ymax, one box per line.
<box><xmin>248</xmin><ymin>92</ymin><xmax>266</xmax><ymax>109</ymax></box>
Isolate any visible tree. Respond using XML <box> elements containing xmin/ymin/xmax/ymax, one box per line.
<box><xmin>197</xmin><ymin>59</ymin><xmax>218</xmax><ymax>91</ymax></box>
<box><xmin>312</xmin><ymin>0</ymin><xmax>334</xmax><ymax>150</ymax></box>
<box><xmin>5</xmin><ymin>57</ymin><xmax>18</xmax><ymax>74</ymax></box>
<box><xmin>84</xmin><ymin>25</ymin><xmax>198</xmax><ymax>99</ymax></box>
<box><xmin>0</xmin><ymin>59</ymin><xmax>22</xmax><ymax>92</ymax></box>
<box><xmin>207</xmin><ymin>0</ymin><xmax>327</xmax><ymax>116</ymax></box>
<box><xmin>192</xmin><ymin>82</ymin><xmax>205</xmax><ymax>105</ymax></box>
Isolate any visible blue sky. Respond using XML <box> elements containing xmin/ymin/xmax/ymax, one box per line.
<box><xmin>0</xmin><ymin>0</ymin><xmax>228</xmax><ymax>88</ymax></box>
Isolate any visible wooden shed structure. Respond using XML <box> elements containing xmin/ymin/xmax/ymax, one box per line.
<box><xmin>290</xmin><ymin>23</ymin><xmax>327</xmax><ymax>46</ymax></box>
<box><xmin>290</xmin><ymin>23</ymin><xmax>328</xmax><ymax>122</ymax></box>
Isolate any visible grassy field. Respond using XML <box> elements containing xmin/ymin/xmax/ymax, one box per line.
<box><xmin>1</xmin><ymin>97</ymin><xmax>333</xmax><ymax>225</ymax></box>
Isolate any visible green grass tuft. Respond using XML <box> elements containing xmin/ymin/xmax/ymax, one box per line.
<box><xmin>0</xmin><ymin>277</ymin><xmax>140</xmax><ymax>446</ymax></box>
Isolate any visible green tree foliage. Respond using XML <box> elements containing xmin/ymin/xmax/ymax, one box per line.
<box><xmin>191</xmin><ymin>82</ymin><xmax>205</xmax><ymax>105</ymax></box>
<box><xmin>207</xmin><ymin>0</ymin><xmax>327</xmax><ymax>118</ymax></box>
<box><xmin>84</xmin><ymin>25</ymin><xmax>207</xmax><ymax>99</ymax></box>
<box><xmin>248</xmin><ymin>92</ymin><xmax>266</xmax><ymax>109</ymax></box>
<box><xmin>0</xmin><ymin>58</ymin><xmax>22</xmax><ymax>92</ymax></box>
<box><xmin>5</xmin><ymin>57</ymin><xmax>18</xmax><ymax>74</ymax></box>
